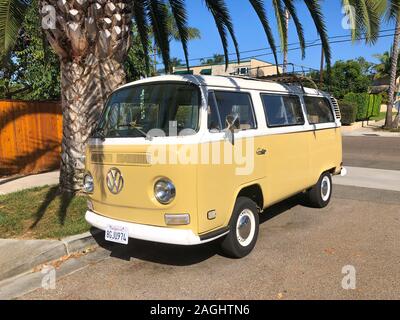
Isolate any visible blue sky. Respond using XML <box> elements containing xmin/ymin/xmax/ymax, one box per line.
<box><xmin>168</xmin><ymin>0</ymin><xmax>395</xmax><ymax>69</ymax></box>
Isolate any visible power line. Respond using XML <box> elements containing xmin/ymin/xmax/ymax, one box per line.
<box><xmin>212</xmin><ymin>28</ymin><xmax>397</xmax><ymax>58</ymax></box>
<box><xmin>159</xmin><ymin>28</ymin><xmax>397</xmax><ymax>67</ymax></box>
<box><xmin>240</xmin><ymin>32</ymin><xmax>397</xmax><ymax>61</ymax></box>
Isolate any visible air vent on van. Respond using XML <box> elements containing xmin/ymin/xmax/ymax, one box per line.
<box><xmin>91</xmin><ymin>153</ymin><xmax>113</xmax><ymax>164</ymax></box>
<box><xmin>116</xmin><ymin>153</ymin><xmax>151</xmax><ymax>165</ymax></box>
<box><xmin>330</xmin><ymin>97</ymin><xmax>342</xmax><ymax>120</ymax></box>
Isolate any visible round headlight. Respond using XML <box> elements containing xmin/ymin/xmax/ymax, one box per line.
<box><xmin>83</xmin><ymin>173</ymin><xmax>94</xmax><ymax>193</ymax></box>
<box><xmin>154</xmin><ymin>179</ymin><xmax>176</xmax><ymax>204</ymax></box>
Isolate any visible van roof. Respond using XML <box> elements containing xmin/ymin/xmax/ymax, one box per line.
<box><xmin>119</xmin><ymin>75</ymin><xmax>326</xmax><ymax>96</ymax></box>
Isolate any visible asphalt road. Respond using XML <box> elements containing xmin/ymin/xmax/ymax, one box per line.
<box><xmin>343</xmin><ymin>136</ymin><xmax>400</xmax><ymax>170</ymax></box>
<box><xmin>8</xmin><ymin>135</ymin><xmax>399</xmax><ymax>300</ymax></box>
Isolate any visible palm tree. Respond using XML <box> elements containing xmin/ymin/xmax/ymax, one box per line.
<box><xmin>170</xmin><ymin>57</ymin><xmax>183</xmax><ymax>67</ymax></box>
<box><xmin>0</xmin><ymin>0</ymin><xmax>377</xmax><ymax>192</ymax></box>
<box><xmin>200</xmin><ymin>54</ymin><xmax>225</xmax><ymax>65</ymax></box>
<box><xmin>373</xmin><ymin>50</ymin><xmax>400</xmax><ymax>79</ymax></box>
<box><xmin>383</xmin><ymin>0</ymin><xmax>400</xmax><ymax>129</ymax></box>
<box><xmin>373</xmin><ymin>51</ymin><xmax>392</xmax><ymax>78</ymax></box>
<box><xmin>167</xmin><ymin>10</ymin><xmax>200</xmax><ymax>42</ymax></box>
<box><xmin>150</xmin><ymin>4</ymin><xmax>200</xmax><ymax>72</ymax></box>
<box><xmin>280</xmin><ymin>0</ymin><xmax>381</xmax><ymax>76</ymax></box>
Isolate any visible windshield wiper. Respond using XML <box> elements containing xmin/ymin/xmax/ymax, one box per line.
<box><xmin>91</xmin><ymin>127</ymin><xmax>106</xmax><ymax>141</ymax></box>
<box><xmin>117</xmin><ymin>124</ymin><xmax>153</xmax><ymax>141</ymax></box>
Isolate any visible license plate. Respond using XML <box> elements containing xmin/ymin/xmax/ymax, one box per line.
<box><xmin>105</xmin><ymin>225</ymin><xmax>129</xmax><ymax>245</ymax></box>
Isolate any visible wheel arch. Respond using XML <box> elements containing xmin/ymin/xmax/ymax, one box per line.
<box><xmin>311</xmin><ymin>166</ymin><xmax>338</xmax><ymax>187</ymax></box>
<box><xmin>224</xmin><ymin>183</ymin><xmax>264</xmax><ymax>227</ymax></box>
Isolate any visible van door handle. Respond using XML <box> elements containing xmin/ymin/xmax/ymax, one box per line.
<box><xmin>256</xmin><ymin>148</ymin><xmax>267</xmax><ymax>156</ymax></box>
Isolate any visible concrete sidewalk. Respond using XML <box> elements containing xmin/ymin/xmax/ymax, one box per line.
<box><xmin>342</xmin><ymin>119</ymin><xmax>400</xmax><ymax>138</ymax></box>
<box><xmin>0</xmin><ymin>231</ymin><xmax>102</xmax><ymax>283</ymax></box>
<box><xmin>333</xmin><ymin>166</ymin><xmax>400</xmax><ymax>192</ymax></box>
<box><xmin>0</xmin><ymin>171</ymin><xmax>59</xmax><ymax>195</ymax></box>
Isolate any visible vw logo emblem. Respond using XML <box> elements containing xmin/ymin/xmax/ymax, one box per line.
<box><xmin>106</xmin><ymin>168</ymin><xmax>124</xmax><ymax>194</ymax></box>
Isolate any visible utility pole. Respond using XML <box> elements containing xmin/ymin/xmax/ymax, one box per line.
<box><xmin>152</xmin><ymin>38</ymin><xmax>157</xmax><ymax>76</ymax></box>
<box><xmin>319</xmin><ymin>47</ymin><xmax>324</xmax><ymax>85</ymax></box>
<box><xmin>283</xmin><ymin>9</ymin><xmax>290</xmax><ymax>74</ymax></box>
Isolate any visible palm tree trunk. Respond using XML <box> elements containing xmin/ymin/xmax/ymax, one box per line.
<box><xmin>59</xmin><ymin>58</ymin><xmax>126</xmax><ymax>192</ymax></box>
<box><xmin>282</xmin><ymin>9</ymin><xmax>290</xmax><ymax>74</ymax></box>
<box><xmin>40</xmin><ymin>0</ymin><xmax>132</xmax><ymax>193</ymax></box>
<box><xmin>385</xmin><ymin>15</ymin><xmax>400</xmax><ymax>129</ymax></box>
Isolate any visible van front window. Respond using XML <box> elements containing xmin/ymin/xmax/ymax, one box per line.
<box><xmin>96</xmin><ymin>83</ymin><xmax>201</xmax><ymax>138</ymax></box>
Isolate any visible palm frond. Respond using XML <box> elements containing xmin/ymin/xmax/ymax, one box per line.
<box><xmin>272</xmin><ymin>0</ymin><xmax>288</xmax><ymax>57</ymax></box>
<box><xmin>204</xmin><ymin>0</ymin><xmax>239</xmax><ymax>69</ymax></box>
<box><xmin>342</xmin><ymin>0</ymin><xmax>360</xmax><ymax>41</ymax></box>
<box><xmin>249</xmin><ymin>0</ymin><xmax>279</xmax><ymax>72</ymax></box>
<box><xmin>281</xmin><ymin>0</ymin><xmax>305</xmax><ymax>59</ymax></box>
<box><xmin>386</xmin><ymin>0</ymin><xmax>400</xmax><ymax>20</ymax></box>
<box><xmin>168</xmin><ymin>0</ymin><xmax>190</xmax><ymax>70</ymax></box>
<box><xmin>342</xmin><ymin>0</ymin><xmax>382</xmax><ymax>43</ymax></box>
<box><xmin>147</xmin><ymin>0</ymin><xmax>171</xmax><ymax>73</ymax></box>
<box><xmin>356</xmin><ymin>0</ymin><xmax>381</xmax><ymax>43</ymax></box>
<box><xmin>132</xmin><ymin>0</ymin><xmax>151</xmax><ymax>75</ymax></box>
<box><xmin>304</xmin><ymin>0</ymin><xmax>331</xmax><ymax>72</ymax></box>
<box><xmin>0</xmin><ymin>0</ymin><xmax>30</xmax><ymax>57</ymax></box>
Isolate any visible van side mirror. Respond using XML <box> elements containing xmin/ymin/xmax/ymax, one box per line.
<box><xmin>225</xmin><ymin>114</ymin><xmax>239</xmax><ymax>145</ymax></box>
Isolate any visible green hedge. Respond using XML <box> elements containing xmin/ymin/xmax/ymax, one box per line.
<box><xmin>343</xmin><ymin>93</ymin><xmax>382</xmax><ymax>121</ymax></box>
<box><xmin>338</xmin><ymin>100</ymin><xmax>357</xmax><ymax>125</ymax></box>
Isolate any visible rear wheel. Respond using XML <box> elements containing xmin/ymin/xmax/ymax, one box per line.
<box><xmin>305</xmin><ymin>172</ymin><xmax>332</xmax><ymax>208</ymax></box>
<box><xmin>220</xmin><ymin>197</ymin><xmax>259</xmax><ymax>259</ymax></box>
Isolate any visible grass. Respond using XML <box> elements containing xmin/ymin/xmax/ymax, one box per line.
<box><xmin>0</xmin><ymin>185</ymin><xmax>90</xmax><ymax>239</ymax></box>
<box><xmin>370</xmin><ymin>112</ymin><xmax>386</xmax><ymax>121</ymax></box>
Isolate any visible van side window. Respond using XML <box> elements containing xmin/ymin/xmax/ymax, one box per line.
<box><xmin>214</xmin><ymin>91</ymin><xmax>256</xmax><ymax>131</ymax></box>
<box><xmin>207</xmin><ymin>92</ymin><xmax>222</xmax><ymax>132</ymax></box>
<box><xmin>304</xmin><ymin>96</ymin><xmax>335</xmax><ymax>124</ymax></box>
<box><xmin>261</xmin><ymin>94</ymin><xmax>305</xmax><ymax>127</ymax></box>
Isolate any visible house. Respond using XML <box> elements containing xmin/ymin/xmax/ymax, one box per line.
<box><xmin>370</xmin><ymin>76</ymin><xmax>400</xmax><ymax>112</ymax></box>
<box><xmin>370</xmin><ymin>75</ymin><xmax>400</xmax><ymax>94</ymax></box>
<box><xmin>173</xmin><ymin>58</ymin><xmax>281</xmax><ymax>77</ymax></box>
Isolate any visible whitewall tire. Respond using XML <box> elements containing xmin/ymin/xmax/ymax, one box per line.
<box><xmin>306</xmin><ymin>172</ymin><xmax>333</xmax><ymax>208</ymax></box>
<box><xmin>220</xmin><ymin>197</ymin><xmax>259</xmax><ymax>259</ymax></box>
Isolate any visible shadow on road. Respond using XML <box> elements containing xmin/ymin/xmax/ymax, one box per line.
<box><xmin>91</xmin><ymin>229</ymin><xmax>220</xmax><ymax>266</ymax></box>
<box><xmin>260</xmin><ymin>193</ymin><xmax>308</xmax><ymax>224</ymax></box>
<box><xmin>90</xmin><ymin>194</ymin><xmax>307</xmax><ymax>266</ymax></box>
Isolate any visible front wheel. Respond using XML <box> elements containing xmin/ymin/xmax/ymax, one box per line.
<box><xmin>220</xmin><ymin>197</ymin><xmax>259</xmax><ymax>259</ymax></box>
<box><xmin>305</xmin><ymin>172</ymin><xmax>333</xmax><ymax>208</ymax></box>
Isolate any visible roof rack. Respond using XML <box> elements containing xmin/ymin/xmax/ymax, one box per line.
<box><xmin>228</xmin><ymin>63</ymin><xmax>320</xmax><ymax>92</ymax></box>
<box><xmin>257</xmin><ymin>73</ymin><xmax>319</xmax><ymax>91</ymax></box>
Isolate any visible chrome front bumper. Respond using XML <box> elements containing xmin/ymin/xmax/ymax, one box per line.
<box><xmin>85</xmin><ymin>210</ymin><xmax>228</xmax><ymax>246</ymax></box>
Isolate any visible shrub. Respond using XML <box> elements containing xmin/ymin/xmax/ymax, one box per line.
<box><xmin>343</xmin><ymin>93</ymin><xmax>382</xmax><ymax>121</ymax></box>
<box><xmin>338</xmin><ymin>100</ymin><xmax>357</xmax><ymax>125</ymax></box>
<box><xmin>380</xmin><ymin>91</ymin><xmax>389</xmax><ymax>105</ymax></box>
<box><xmin>368</xmin><ymin>94</ymin><xmax>382</xmax><ymax>118</ymax></box>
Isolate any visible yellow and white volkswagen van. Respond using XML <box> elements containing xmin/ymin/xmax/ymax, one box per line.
<box><xmin>84</xmin><ymin>75</ymin><xmax>343</xmax><ymax>258</ymax></box>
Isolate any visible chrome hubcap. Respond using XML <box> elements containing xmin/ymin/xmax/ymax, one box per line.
<box><xmin>236</xmin><ymin>209</ymin><xmax>256</xmax><ymax>247</ymax></box>
<box><xmin>238</xmin><ymin>215</ymin><xmax>251</xmax><ymax>241</ymax></box>
<box><xmin>322</xmin><ymin>181</ymin><xmax>328</xmax><ymax>197</ymax></box>
<box><xmin>321</xmin><ymin>176</ymin><xmax>331</xmax><ymax>201</ymax></box>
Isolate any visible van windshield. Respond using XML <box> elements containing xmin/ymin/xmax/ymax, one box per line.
<box><xmin>95</xmin><ymin>83</ymin><xmax>201</xmax><ymax>138</ymax></box>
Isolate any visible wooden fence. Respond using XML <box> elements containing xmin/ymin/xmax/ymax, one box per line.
<box><xmin>0</xmin><ymin>100</ymin><xmax>62</xmax><ymax>177</ymax></box>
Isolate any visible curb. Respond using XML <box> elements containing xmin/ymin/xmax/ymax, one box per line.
<box><xmin>0</xmin><ymin>229</ymin><xmax>103</xmax><ymax>282</ymax></box>
<box><xmin>61</xmin><ymin>230</ymin><xmax>102</xmax><ymax>255</ymax></box>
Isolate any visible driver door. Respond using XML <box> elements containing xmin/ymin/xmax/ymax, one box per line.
<box><xmin>197</xmin><ymin>90</ymin><xmax>266</xmax><ymax>234</ymax></box>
